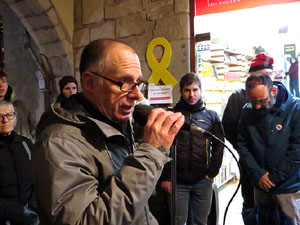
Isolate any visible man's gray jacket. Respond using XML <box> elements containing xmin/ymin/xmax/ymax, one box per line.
<box><xmin>32</xmin><ymin>94</ymin><xmax>170</xmax><ymax>225</ymax></box>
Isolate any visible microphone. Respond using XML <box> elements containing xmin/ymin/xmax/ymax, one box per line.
<box><xmin>133</xmin><ymin>104</ymin><xmax>208</xmax><ymax>135</ymax></box>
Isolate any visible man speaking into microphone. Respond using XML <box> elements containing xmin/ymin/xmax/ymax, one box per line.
<box><xmin>32</xmin><ymin>39</ymin><xmax>184</xmax><ymax>225</ymax></box>
<box><xmin>160</xmin><ymin>73</ymin><xmax>224</xmax><ymax>225</ymax></box>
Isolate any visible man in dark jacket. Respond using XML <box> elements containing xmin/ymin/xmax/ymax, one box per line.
<box><xmin>161</xmin><ymin>73</ymin><xmax>224</xmax><ymax>225</ymax></box>
<box><xmin>285</xmin><ymin>56</ymin><xmax>299</xmax><ymax>97</ymax></box>
<box><xmin>237</xmin><ymin>74</ymin><xmax>300</xmax><ymax>225</ymax></box>
<box><xmin>32</xmin><ymin>39</ymin><xmax>184</xmax><ymax>225</ymax></box>
<box><xmin>222</xmin><ymin>52</ymin><xmax>274</xmax><ymax>225</ymax></box>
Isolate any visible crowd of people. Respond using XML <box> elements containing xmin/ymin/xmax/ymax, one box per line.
<box><xmin>0</xmin><ymin>38</ymin><xmax>299</xmax><ymax>225</ymax></box>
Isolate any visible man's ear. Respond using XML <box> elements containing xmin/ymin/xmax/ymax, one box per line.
<box><xmin>271</xmin><ymin>85</ymin><xmax>277</xmax><ymax>96</ymax></box>
<box><xmin>81</xmin><ymin>71</ymin><xmax>95</xmax><ymax>93</ymax></box>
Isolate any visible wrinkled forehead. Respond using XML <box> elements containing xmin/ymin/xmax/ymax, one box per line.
<box><xmin>105</xmin><ymin>46</ymin><xmax>142</xmax><ymax>80</ymax></box>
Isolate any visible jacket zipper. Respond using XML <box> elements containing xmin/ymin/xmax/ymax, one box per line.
<box><xmin>188</xmin><ymin>113</ymin><xmax>193</xmax><ymax>172</ymax></box>
<box><xmin>206</xmin><ymin>138</ymin><xmax>210</xmax><ymax>168</ymax></box>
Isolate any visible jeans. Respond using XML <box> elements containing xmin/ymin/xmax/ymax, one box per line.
<box><xmin>289</xmin><ymin>79</ymin><xmax>300</xmax><ymax>97</ymax></box>
<box><xmin>239</xmin><ymin>160</ymin><xmax>255</xmax><ymax>225</ymax></box>
<box><xmin>176</xmin><ymin>179</ymin><xmax>213</xmax><ymax>225</ymax></box>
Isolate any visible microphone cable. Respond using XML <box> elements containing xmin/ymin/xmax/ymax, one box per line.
<box><xmin>195</xmin><ymin>126</ymin><xmax>241</xmax><ymax>225</ymax></box>
<box><xmin>221</xmin><ymin>143</ymin><xmax>241</xmax><ymax>225</ymax></box>
<box><xmin>133</xmin><ymin>104</ymin><xmax>242</xmax><ymax>225</ymax></box>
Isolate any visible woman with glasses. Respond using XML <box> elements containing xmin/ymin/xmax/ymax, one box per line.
<box><xmin>0</xmin><ymin>101</ymin><xmax>39</xmax><ymax>225</ymax></box>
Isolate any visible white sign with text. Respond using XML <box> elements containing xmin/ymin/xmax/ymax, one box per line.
<box><xmin>148</xmin><ymin>83</ymin><xmax>173</xmax><ymax>104</ymax></box>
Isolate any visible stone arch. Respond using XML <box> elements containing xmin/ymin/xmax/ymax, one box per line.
<box><xmin>4</xmin><ymin>0</ymin><xmax>74</xmax><ymax>102</ymax></box>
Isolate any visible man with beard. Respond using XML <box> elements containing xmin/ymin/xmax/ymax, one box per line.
<box><xmin>237</xmin><ymin>74</ymin><xmax>300</xmax><ymax>225</ymax></box>
<box><xmin>222</xmin><ymin>52</ymin><xmax>274</xmax><ymax>225</ymax></box>
<box><xmin>160</xmin><ymin>73</ymin><xmax>224</xmax><ymax>225</ymax></box>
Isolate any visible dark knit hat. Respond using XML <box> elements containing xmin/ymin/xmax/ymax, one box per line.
<box><xmin>59</xmin><ymin>76</ymin><xmax>78</xmax><ymax>92</ymax></box>
<box><xmin>249</xmin><ymin>52</ymin><xmax>273</xmax><ymax>72</ymax></box>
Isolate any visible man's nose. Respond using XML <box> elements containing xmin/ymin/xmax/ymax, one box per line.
<box><xmin>255</xmin><ymin>104</ymin><xmax>262</xmax><ymax>110</ymax></box>
<box><xmin>1</xmin><ymin>116</ymin><xmax>8</xmax><ymax>122</ymax></box>
<box><xmin>129</xmin><ymin>85</ymin><xmax>142</xmax><ymax>100</ymax></box>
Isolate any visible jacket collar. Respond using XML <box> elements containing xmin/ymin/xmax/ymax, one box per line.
<box><xmin>0</xmin><ymin>131</ymin><xmax>23</xmax><ymax>146</ymax></box>
<box><xmin>38</xmin><ymin>93</ymin><xmax>130</xmax><ymax>139</ymax></box>
<box><xmin>174</xmin><ymin>97</ymin><xmax>205</xmax><ymax>113</ymax></box>
<box><xmin>269</xmin><ymin>81</ymin><xmax>289</xmax><ymax>113</ymax></box>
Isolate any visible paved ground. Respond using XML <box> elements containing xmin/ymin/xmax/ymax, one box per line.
<box><xmin>218</xmin><ymin>180</ymin><xmax>244</xmax><ymax>225</ymax></box>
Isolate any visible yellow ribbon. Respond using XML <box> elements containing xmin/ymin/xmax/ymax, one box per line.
<box><xmin>146</xmin><ymin>37</ymin><xmax>177</xmax><ymax>87</ymax></box>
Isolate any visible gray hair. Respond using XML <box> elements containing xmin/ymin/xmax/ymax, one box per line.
<box><xmin>0</xmin><ymin>101</ymin><xmax>17</xmax><ymax>128</ymax></box>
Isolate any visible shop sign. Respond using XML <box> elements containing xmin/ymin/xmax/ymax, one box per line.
<box><xmin>195</xmin><ymin>0</ymin><xmax>300</xmax><ymax>16</ymax></box>
<box><xmin>284</xmin><ymin>44</ymin><xmax>296</xmax><ymax>57</ymax></box>
<box><xmin>148</xmin><ymin>83</ymin><xmax>173</xmax><ymax>104</ymax></box>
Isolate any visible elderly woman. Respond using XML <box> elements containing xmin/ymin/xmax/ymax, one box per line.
<box><xmin>55</xmin><ymin>76</ymin><xmax>78</xmax><ymax>103</ymax></box>
<box><xmin>0</xmin><ymin>101</ymin><xmax>39</xmax><ymax>225</ymax></box>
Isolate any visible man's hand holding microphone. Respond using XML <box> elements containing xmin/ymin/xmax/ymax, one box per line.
<box><xmin>142</xmin><ymin>107</ymin><xmax>184</xmax><ymax>149</ymax></box>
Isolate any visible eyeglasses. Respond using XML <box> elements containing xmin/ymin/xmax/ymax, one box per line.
<box><xmin>90</xmin><ymin>72</ymin><xmax>148</xmax><ymax>93</ymax></box>
<box><xmin>0</xmin><ymin>112</ymin><xmax>15</xmax><ymax>121</ymax></box>
<box><xmin>247</xmin><ymin>97</ymin><xmax>270</xmax><ymax>107</ymax></box>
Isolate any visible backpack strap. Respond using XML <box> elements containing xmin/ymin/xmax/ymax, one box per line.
<box><xmin>22</xmin><ymin>140</ymin><xmax>31</xmax><ymax>160</ymax></box>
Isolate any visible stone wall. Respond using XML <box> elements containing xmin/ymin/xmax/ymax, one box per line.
<box><xmin>5</xmin><ymin>0</ymin><xmax>75</xmax><ymax>102</ymax></box>
<box><xmin>0</xmin><ymin>1</ymin><xmax>43</xmax><ymax>127</ymax></box>
<box><xmin>73</xmin><ymin>0</ymin><xmax>191</xmax><ymax>103</ymax></box>
<box><xmin>52</xmin><ymin>0</ymin><xmax>74</xmax><ymax>41</ymax></box>
<box><xmin>0</xmin><ymin>0</ymin><xmax>192</xmax><ymax>130</ymax></box>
